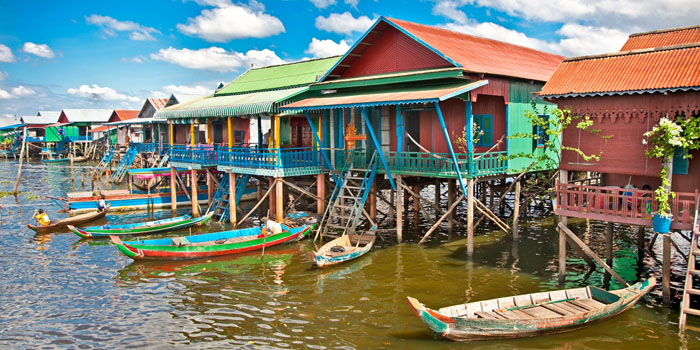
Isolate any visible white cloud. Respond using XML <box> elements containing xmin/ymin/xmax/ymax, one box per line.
<box><xmin>67</xmin><ymin>84</ymin><xmax>140</xmax><ymax>102</ymax></box>
<box><xmin>305</xmin><ymin>38</ymin><xmax>350</xmax><ymax>58</ymax></box>
<box><xmin>150</xmin><ymin>46</ymin><xmax>285</xmax><ymax>72</ymax></box>
<box><xmin>0</xmin><ymin>71</ymin><xmax>7</xmax><ymax>80</ymax></box>
<box><xmin>86</xmin><ymin>14</ymin><xmax>160</xmax><ymax>41</ymax></box>
<box><xmin>0</xmin><ymin>45</ymin><xmax>14</xmax><ymax>63</ymax></box>
<box><xmin>0</xmin><ymin>85</ymin><xmax>36</xmax><ymax>99</ymax></box>
<box><xmin>178</xmin><ymin>0</ymin><xmax>284</xmax><ymax>42</ymax></box>
<box><xmin>161</xmin><ymin>84</ymin><xmax>213</xmax><ymax>96</ymax></box>
<box><xmin>345</xmin><ymin>0</ymin><xmax>359</xmax><ymax>8</ymax></box>
<box><xmin>315</xmin><ymin>12</ymin><xmax>375</xmax><ymax>36</ymax></box>
<box><xmin>121</xmin><ymin>57</ymin><xmax>144</xmax><ymax>63</ymax></box>
<box><xmin>432</xmin><ymin>0</ymin><xmax>469</xmax><ymax>24</ymax></box>
<box><xmin>310</xmin><ymin>0</ymin><xmax>336</xmax><ymax>9</ymax></box>
<box><xmin>21</xmin><ymin>42</ymin><xmax>55</xmax><ymax>59</ymax></box>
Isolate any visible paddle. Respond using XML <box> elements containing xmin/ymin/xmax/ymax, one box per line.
<box><xmin>502</xmin><ymin>297</ymin><xmax>577</xmax><ymax>312</ymax></box>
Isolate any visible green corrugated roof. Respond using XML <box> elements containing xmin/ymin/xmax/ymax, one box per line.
<box><xmin>214</xmin><ymin>56</ymin><xmax>340</xmax><ymax>96</ymax></box>
<box><xmin>156</xmin><ymin>86</ymin><xmax>308</xmax><ymax>120</ymax></box>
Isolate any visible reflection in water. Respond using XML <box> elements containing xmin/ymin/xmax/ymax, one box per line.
<box><xmin>0</xmin><ymin>159</ymin><xmax>699</xmax><ymax>349</ymax></box>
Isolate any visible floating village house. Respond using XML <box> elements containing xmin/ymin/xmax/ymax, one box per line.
<box><xmin>280</xmin><ymin>17</ymin><xmax>564</xmax><ymax>248</ymax></box>
<box><xmin>155</xmin><ymin>56</ymin><xmax>340</xmax><ymax>221</ymax></box>
<box><xmin>90</xmin><ymin>109</ymin><xmax>138</xmax><ymax>146</ymax></box>
<box><xmin>539</xmin><ymin>25</ymin><xmax>700</xmax><ymax>323</ymax></box>
<box><xmin>57</xmin><ymin>109</ymin><xmax>113</xmax><ymax>145</ymax></box>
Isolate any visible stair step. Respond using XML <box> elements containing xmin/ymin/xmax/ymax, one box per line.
<box><xmin>326</xmin><ymin>223</ymin><xmax>349</xmax><ymax>230</ymax></box>
<box><xmin>334</xmin><ymin>204</ymin><xmax>354</xmax><ymax>210</ymax></box>
<box><xmin>686</xmin><ymin>288</ymin><xmax>700</xmax><ymax>296</ymax></box>
<box><xmin>682</xmin><ymin>308</ymin><xmax>700</xmax><ymax>317</ymax></box>
<box><xmin>338</xmin><ymin>195</ymin><xmax>357</xmax><ymax>200</ymax></box>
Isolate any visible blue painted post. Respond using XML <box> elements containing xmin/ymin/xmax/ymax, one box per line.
<box><xmin>466</xmin><ymin>100</ymin><xmax>474</xmax><ymax>176</ymax></box>
<box><xmin>396</xmin><ymin>105</ymin><xmax>403</xmax><ymax>153</ymax></box>
<box><xmin>436</xmin><ymin>102</ymin><xmax>468</xmax><ymax>197</ymax></box>
<box><xmin>304</xmin><ymin>111</ymin><xmax>338</xmax><ymax>183</ymax></box>
<box><xmin>361</xmin><ymin>108</ymin><xmax>396</xmax><ymax>190</ymax></box>
<box><xmin>504</xmin><ymin>105</ymin><xmax>510</xmax><ymax>171</ymax></box>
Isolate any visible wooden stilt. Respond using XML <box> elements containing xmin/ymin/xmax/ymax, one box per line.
<box><xmin>559</xmin><ymin>217</ymin><xmax>568</xmax><ymax>285</ymax></box>
<box><xmin>413</xmin><ymin>184</ymin><xmax>420</xmax><ymax>228</ymax></box>
<box><xmin>637</xmin><ymin>226</ymin><xmax>645</xmax><ymax>263</ymax></box>
<box><xmin>239</xmin><ymin>179</ymin><xmax>278</xmax><ymax>225</ymax></box>
<box><xmin>489</xmin><ymin>180</ymin><xmax>495</xmax><ymax>229</ymax></box>
<box><xmin>400</xmin><ymin>183</ymin><xmax>435</xmax><ymax>226</ymax></box>
<box><xmin>229</xmin><ymin>172</ymin><xmax>236</xmax><ymax>225</ymax></box>
<box><xmin>269</xmin><ymin>177</ymin><xmax>276</xmax><ymax>218</ymax></box>
<box><xmin>389</xmin><ymin>188</ymin><xmax>395</xmax><ymax>224</ymax></box>
<box><xmin>662</xmin><ymin>233</ymin><xmax>671</xmax><ymax>305</ymax></box>
<box><xmin>448</xmin><ymin>179</ymin><xmax>456</xmax><ymax>231</ymax></box>
<box><xmin>467</xmin><ymin>178</ymin><xmax>475</xmax><ymax>255</ymax></box>
<box><xmin>434</xmin><ymin>179</ymin><xmax>441</xmax><ymax>209</ymax></box>
<box><xmin>369</xmin><ymin>178</ymin><xmax>377</xmax><ymax>221</ymax></box>
<box><xmin>317</xmin><ymin>174</ymin><xmax>326</xmax><ymax>215</ymax></box>
<box><xmin>418</xmin><ymin>194</ymin><xmax>465</xmax><ymax>244</ymax></box>
<box><xmin>558</xmin><ymin>222</ymin><xmax>629</xmax><ymax>287</ymax></box>
<box><xmin>606</xmin><ymin>222</ymin><xmax>614</xmax><ymax>268</ymax></box>
<box><xmin>170</xmin><ymin>167</ymin><xmax>177</xmax><ymax>213</ymax></box>
<box><xmin>257</xmin><ymin>180</ymin><xmax>264</xmax><ymax>218</ymax></box>
<box><xmin>396</xmin><ymin>175</ymin><xmax>403</xmax><ymax>243</ymax></box>
<box><xmin>566</xmin><ymin>235</ymin><xmax>596</xmax><ymax>269</ymax></box>
<box><xmin>13</xmin><ymin>127</ymin><xmax>27</xmax><ymax>194</ymax></box>
<box><xmin>512</xmin><ymin>181</ymin><xmax>521</xmax><ymax>239</ymax></box>
<box><xmin>276</xmin><ymin>178</ymin><xmax>283</xmax><ymax>221</ymax></box>
<box><xmin>402</xmin><ymin>183</ymin><xmax>458</xmax><ymax>226</ymax></box>
<box><xmin>191</xmin><ymin>169</ymin><xmax>199</xmax><ymax>217</ymax></box>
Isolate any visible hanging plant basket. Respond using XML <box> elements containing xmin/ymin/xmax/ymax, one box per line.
<box><xmin>652</xmin><ymin>213</ymin><xmax>672</xmax><ymax>233</ymax></box>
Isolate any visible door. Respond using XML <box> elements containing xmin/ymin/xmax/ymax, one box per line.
<box><xmin>404</xmin><ymin>111</ymin><xmax>420</xmax><ymax>153</ymax></box>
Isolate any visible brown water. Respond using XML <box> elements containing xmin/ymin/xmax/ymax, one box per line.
<box><xmin>1</xmin><ymin>159</ymin><xmax>698</xmax><ymax>349</ymax></box>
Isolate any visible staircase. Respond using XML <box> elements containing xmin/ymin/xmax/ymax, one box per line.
<box><xmin>109</xmin><ymin>144</ymin><xmax>138</xmax><ymax>183</ymax></box>
<box><xmin>317</xmin><ymin>151</ymin><xmax>377</xmax><ymax>239</ymax></box>
<box><xmin>679</xmin><ymin>196</ymin><xmax>700</xmax><ymax>331</ymax></box>
<box><xmin>207</xmin><ymin>173</ymin><xmax>252</xmax><ymax>222</ymax></box>
<box><xmin>93</xmin><ymin>147</ymin><xmax>114</xmax><ymax>175</ymax></box>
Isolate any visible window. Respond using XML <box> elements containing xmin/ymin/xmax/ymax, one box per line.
<box><xmin>532</xmin><ymin>114</ymin><xmax>550</xmax><ymax>150</ymax></box>
<box><xmin>673</xmin><ymin>148</ymin><xmax>689</xmax><ymax>174</ymax></box>
<box><xmin>474</xmin><ymin>114</ymin><xmax>493</xmax><ymax>147</ymax></box>
<box><xmin>234</xmin><ymin>130</ymin><xmax>245</xmax><ymax>145</ymax></box>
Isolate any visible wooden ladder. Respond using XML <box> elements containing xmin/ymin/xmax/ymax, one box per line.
<box><xmin>680</xmin><ymin>196</ymin><xmax>700</xmax><ymax>331</ymax></box>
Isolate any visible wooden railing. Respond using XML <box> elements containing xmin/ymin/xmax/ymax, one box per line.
<box><xmin>218</xmin><ymin>146</ymin><xmax>322</xmax><ymax>171</ymax></box>
<box><xmin>556</xmin><ymin>182</ymin><xmax>698</xmax><ymax>229</ymax></box>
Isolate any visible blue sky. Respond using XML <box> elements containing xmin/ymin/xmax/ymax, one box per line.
<box><xmin>0</xmin><ymin>0</ymin><xmax>698</xmax><ymax>125</ymax></box>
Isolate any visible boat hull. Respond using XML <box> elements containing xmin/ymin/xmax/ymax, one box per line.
<box><xmin>112</xmin><ymin>224</ymin><xmax>314</xmax><ymax>260</ymax></box>
<box><xmin>407</xmin><ymin>278</ymin><xmax>655</xmax><ymax>341</ymax></box>
<box><xmin>68</xmin><ymin>192</ymin><xmax>209</xmax><ymax>215</ymax></box>
<box><xmin>314</xmin><ymin>233</ymin><xmax>375</xmax><ymax>268</ymax></box>
<box><xmin>68</xmin><ymin>212</ymin><xmax>213</xmax><ymax>238</ymax></box>
<box><xmin>28</xmin><ymin>209</ymin><xmax>109</xmax><ymax>233</ymax></box>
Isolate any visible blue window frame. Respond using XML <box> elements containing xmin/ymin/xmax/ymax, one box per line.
<box><xmin>532</xmin><ymin>114</ymin><xmax>549</xmax><ymax>150</ymax></box>
<box><xmin>233</xmin><ymin>130</ymin><xmax>245</xmax><ymax>145</ymax></box>
<box><xmin>673</xmin><ymin>148</ymin><xmax>689</xmax><ymax>174</ymax></box>
<box><xmin>474</xmin><ymin>114</ymin><xmax>493</xmax><ymax>147</ymax></box>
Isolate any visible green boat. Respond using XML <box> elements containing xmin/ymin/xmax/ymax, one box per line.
<box><xmin>111</xmin><ymin>222</ymin><xmax>314</xmax><ymax>260</ymax></box>
<box><xmin>67</xmin><ymin>212</ymin><xmax>213</xmax><ymax>238</ymax></box>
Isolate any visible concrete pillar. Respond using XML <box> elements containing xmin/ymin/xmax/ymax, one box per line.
<box><xmin>191</xmin><ymin>169</ymin><xmax>199</xmax><ymax>217</ymax></box>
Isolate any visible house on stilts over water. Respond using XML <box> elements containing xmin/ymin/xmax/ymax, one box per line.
<box><xmin>155</xmin><ymin>56</ymin><xmax>341</xmax><ymax>222</ymax></box>
<box><xmin>539</xmin><ymin>24</ymin><xmax>700</xmax><ymax>328</ymax></box>
<box><xmin>281</xmin><ymin>16</ymin><xmax>564</xmax><ymax>248</ymax></box>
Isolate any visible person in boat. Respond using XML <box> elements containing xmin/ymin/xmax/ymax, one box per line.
<box><xmin>33</xmin><ymin>209</ymin><xmax>51</xmax><ymax>226</ymax></box>
<box><xmin>97</xmin><ymin>194</ymin><xmax>108</xmax><ymax>212</ymax></box>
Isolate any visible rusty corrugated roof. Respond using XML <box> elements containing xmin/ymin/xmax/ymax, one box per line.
<box><xmin>149</xmin><ymin>98</ymin><xmax>168</xmax><ymax>110</ymax></box>
<box><xmin>385</xmin><ymin>17</ymin><xmax>564</xmax><ymax>82</ymax></box>
<box><xmin>540</xmin><ymin>43</ymin><xmax>700</xmax><ymax>97</ymax></box>
<box><xmin>113</xmin><ymin>110</ymin><xmax>139</xmax><ymax>121</ymax></box>
<box><xmin>622</xmin><ymin>25</ymin><xmax>700</xmax><ymax>51</ymax></box>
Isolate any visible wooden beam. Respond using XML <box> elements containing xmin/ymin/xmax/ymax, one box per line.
<box><xmin>663</xmin><ymin>234</ymin><xmax>671</xmax><ymax>305</ymax></box>
<box><xmin>238</xmin><ymin>178</ymin><xmax>278</xmax><ymax>225</ymax></box>
<box><xmin>276</xmin><ymin>178</ymin><xmax>284</xmax><ymax>221</ymax></box>
<box><xmin>512</xmin><ymin>181</ymin><xmax>521</xmax><ymax>239</ymax></box>
<box><xmin>400</xmin><ymin>182</ymin><xmax>459</xmax><ymax>226</ymax></box>
<box><xmin>467</xmin><ymin>178</ymin><xmax>474</xmax><ymax>255</ymax></box>
<box><xmin>397</xmin><ymin>175</ymin><xmax>403</xmax><ymax>243</ymax></box>
<box><xmin>557</xmin><ymin>222</ymin><xmax>629</xmax><ymax>287</ymax></box>
<box><xmin>400</xmin><ymin>183</ymin><xmax>436</xmax><ymax>226</ymax></box>
<box><xmin>229</xmin><ymin>172</ymin><xmax>236</xmax><ymax>225</ymax></box>
<box><xmin>191</xmin><ymin>169</ymin><xmax>199</xmax><ymax>217</ymax></box>
<box><xmin>317</xmin><ymin>174</ymin><xmax>326</xmax><ymax>214</ymax></box>
<box><xmin>418</xmin><ymin>194</ymin><xmax>465</xmax><ymax>244</ymax></box>
<box><xmin>448</xmin><ymin>179</ymin><xmax>456</xmax><ymax>231</ymax></box>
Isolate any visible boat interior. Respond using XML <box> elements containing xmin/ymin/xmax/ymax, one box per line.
<box><xmin>438</xmin><ymin>286</ymin><xmax>620</xmax><ymax>320</ymax></box>
<box><xmin>321</xmin><ymin>232</ymin><xmax>375</xmax><ymax>257</ymax></box>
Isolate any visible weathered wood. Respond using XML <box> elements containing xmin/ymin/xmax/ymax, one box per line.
<box><xmin>557</xmin><ymin>222</ymin><xmax>629</xmax><ymax>287</ymax></box>
<box><xmin>170</xmin><ymin>167</ymin><xmax>177</xmax><ymax>213</ymax></box>
<box><xmin>418</xmin><ymin>194</ymin><xmax>465</xmax><ymax>245</ymax></box>
<box><xmin>474</xmin><ymin>198</ymin><xmax>510</xmax><ymax>232</ymax></box>
<box><xmin>229</xmin><ymin>172</ymin><xmax>236</xmax><ymax>225</ymax></box>
<box><xmin>448</xmin><ymin>180</ymin><xmax>456</xmax><ymax>231</ymax></box>
<box><xmin>13</xmin><ymin>127</ymin><xmax>27</xmax><ymax>194</ymax></box>
<box><xmin>401</xmin><ymin>182</ymin><xmax>459</xmax><ymax>226</ymax></box>
<box><xmin>369</xmin><ymin>178</ymin><xmax>376</xmax><ymax>221</ymax></box>
<box><xmin>191</xmin><ymin>169</ymin><xmax>199</xmax><ymax>217</ymax></box>
<box><xmin>565</xmin><ymin>235</ymin><xmax>596</xmax><ymax>269</ymax></box>
<box><xmin>317</xmin><ymin>174</ymin><xmax>326</xmax><ymax>214</ymax></box>
<box><xmin>238</xmin><ymin>178</ymin><xmax>278</xmax><ymax>226</ymax></box>
<box><xmin>207</xmin><ymin>170</ymin><xmax>214</xmax><ymax>206</ymax></box>
<box><xmin>662</xmin><ymin>233</ymin><xmax>671</xmax><ymax>305</ymax></box>
<box><xmin>400</xmin><ymin>182</ymin><xmax>451</xmax><ymax>226</ymax></box>
<box><xmin>282</xmin><ymin>178</ymin><xmax>322</xmax><ymax>202</ymax></box>
<box><xmin>606</xmin><ymin>222</ymin><xmax>614</xmax><ymax>270</ymax></box>
<box><xmin>276</xmin><ymin>179</ymin><xmax>284</xmax><ymax>221</ymax></box>
<box><xmin>637</xmin><ymin>226</ymin><xmax>645</xmax><ymax>263</ymax></box>
<box><xmin>512</xmin><ymin>181</ymin><xmax>521</xmax><ymax>239</ymax></box>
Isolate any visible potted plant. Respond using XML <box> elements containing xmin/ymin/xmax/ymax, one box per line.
<box><xmin>643</xmin><ymin>117</ymin><xmax>700</xmax><ymax>233</ymax></box>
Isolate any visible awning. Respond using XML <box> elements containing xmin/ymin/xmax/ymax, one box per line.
<box><xmin>0</xmin><ymin>123</ymin><xmax>25</xmax><ymax>131</ymax></box>
<box><xmin>155</xmin><ymin>86</ymin><xmax>308</xmax><ymax>121</ymax></box>
<box><xmin>104</xmin><ymin>118</ymin><xmax>165</xmax><ymax>126</ymax></box>
<box><xmin>89</xmin><ymin>125</ymin><xmax>116</xmax><ymax>133</ymax></box>
<box><xmin>48</xmin><ymin>122</ymin><xmax>73</xmax><ymax>127</ymax></box>
<box><xmin>282</xmin><ymin>80</ymin><xmax>488</xmax><ymax>111</ymax></box>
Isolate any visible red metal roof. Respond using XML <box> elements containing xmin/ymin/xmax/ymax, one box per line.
<box><xmin>622</xmin><ymin>25</ymin><xmax>700</xmax><ymax>51</ymax></box>
<box><xmin>149</xmin><ymin>98</ymin><xmax>168</xmax><ymax>110</ymax></box>
<box><xmin>540</xmin><ymin>44</ymin><xmax>700</xmax><ymax>97</ymax></box>
<box><xmin>384</xmin><ymin>18</ymin><xmax>564</xmax><ymax>82</ymax></box>
<box><xmin>89</xmin><ymin>125</ymin><xmax>115</xmax><ymax>133</ymax></box>
<box><xmin>113</xmin><ymin>110</ymin><xmax>139</xmax><ymax>121</ymax></box>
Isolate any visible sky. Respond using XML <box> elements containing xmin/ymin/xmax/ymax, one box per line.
<box><xmin>1</xmin><ymin>0</ymin><xmax>699</xmax><ymax>125</ymax></box>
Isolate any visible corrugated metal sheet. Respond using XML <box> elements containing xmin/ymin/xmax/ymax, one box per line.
<box><xmin>156</xmin><ymin>87</ymin><xmax>307</xmax><ymax>120</ymax></box>
<box><xmin>283</xmin><ymin>80</ymin><xmax>487</xmax><ymax>110</ymax></box>
<box><xmin>37</xmin><ymin>111</ymin><xmax>61</xmax><ymax>123</ymax></box>
<box><xmin>384</xmin><ymin>18</ymin><xmax>563</xmax><ymax>82</ymax></box>
<box><xmin>89</xmin><ymin>125</ymin><xmax>115</xmax><ymax>133</ymax></box>
<box><xmin>113</xmin><ymin>110</ymin><xmax>139</xmax><ymax>121</ymax></box>
<box><xmin>20</xmin><ymin>115</ymin><xmax>52</xmax><ymax>124</ymax></box>
<box><xmin>540</xmin><ymin>44</ymin><xmax>700</xmax><ymax>97</ymax></box>
<box><xmin>61</xmin><ymin>109</ymin><xmax>113</xmax><ymax>123</ymax></box>
<box><xmin>149</xmin><ymin>98</ymin><xmax>168</xmax><ymax>110</ymax></box>
<box><xmin>215</xmin><ymin>56</ymin><xmax>340</xmax><ymax>96</ymax></box>
<box><xmin>622</xmin><ymin>25</ymin><xmax>700</xmax><ymax>50</ymax></box>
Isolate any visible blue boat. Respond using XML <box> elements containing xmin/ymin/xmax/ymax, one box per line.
<box><xmin>68</xmin><ymin>212</ymin><xmax>214</xmax><ymax>238</ymax></box>
<box><xmin>312</xmin><ymin>231</ymin><xmax>376</xmax><ymax>267</ymax></box>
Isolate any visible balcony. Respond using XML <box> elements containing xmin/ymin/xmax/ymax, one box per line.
<box><xmin>556</xmin><ymin>182</ymin><xmax>698</xmax><ymax>230</ymax></box>
<box><xmin>75</xmin><ymin>135</ymin><xmax>93</xmax><ymax>142</ymax></box>
<box><xmin>218</xmin><ymin>146</ymin><xmax>323</xmax><ymax>177</ymax></box>
<box><xmin>169</xmin><ymin>144</ymin><xmax>218</xmax><ymax>169</ymax></box>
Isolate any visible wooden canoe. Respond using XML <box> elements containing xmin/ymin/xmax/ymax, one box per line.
<box><xmin>313</xmin><ymin>231</ymin><xmax>375</xmax><ymax>268</ymax></box>
<box><xmin>111</xmin><ymin>222</ymin><xmax>314</xmax><ymax>260</ymax></box>
<box><xmin>68</xmin><ymin>211</ymin><xmax>213</xmax><ymax>238</ymax></box>
<box><xmin>28</xmin><ymin>208</ymin><xmax>110</xmax><ymax>233</ymax></box>
<box><xmin>407</xmin><ymin>277</ymin><xmax>655</xmax><ymax>341</ymax></box>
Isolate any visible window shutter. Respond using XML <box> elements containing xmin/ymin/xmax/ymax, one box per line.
<box><xmin>673</xmin><ymin>148</ymin><xmax>689</xmax><ymax>175</ymax></box>
<box><xmin>482</xmin><ymin>115</ymin><xmax>493</xmax><ymax>147</ymax></box>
